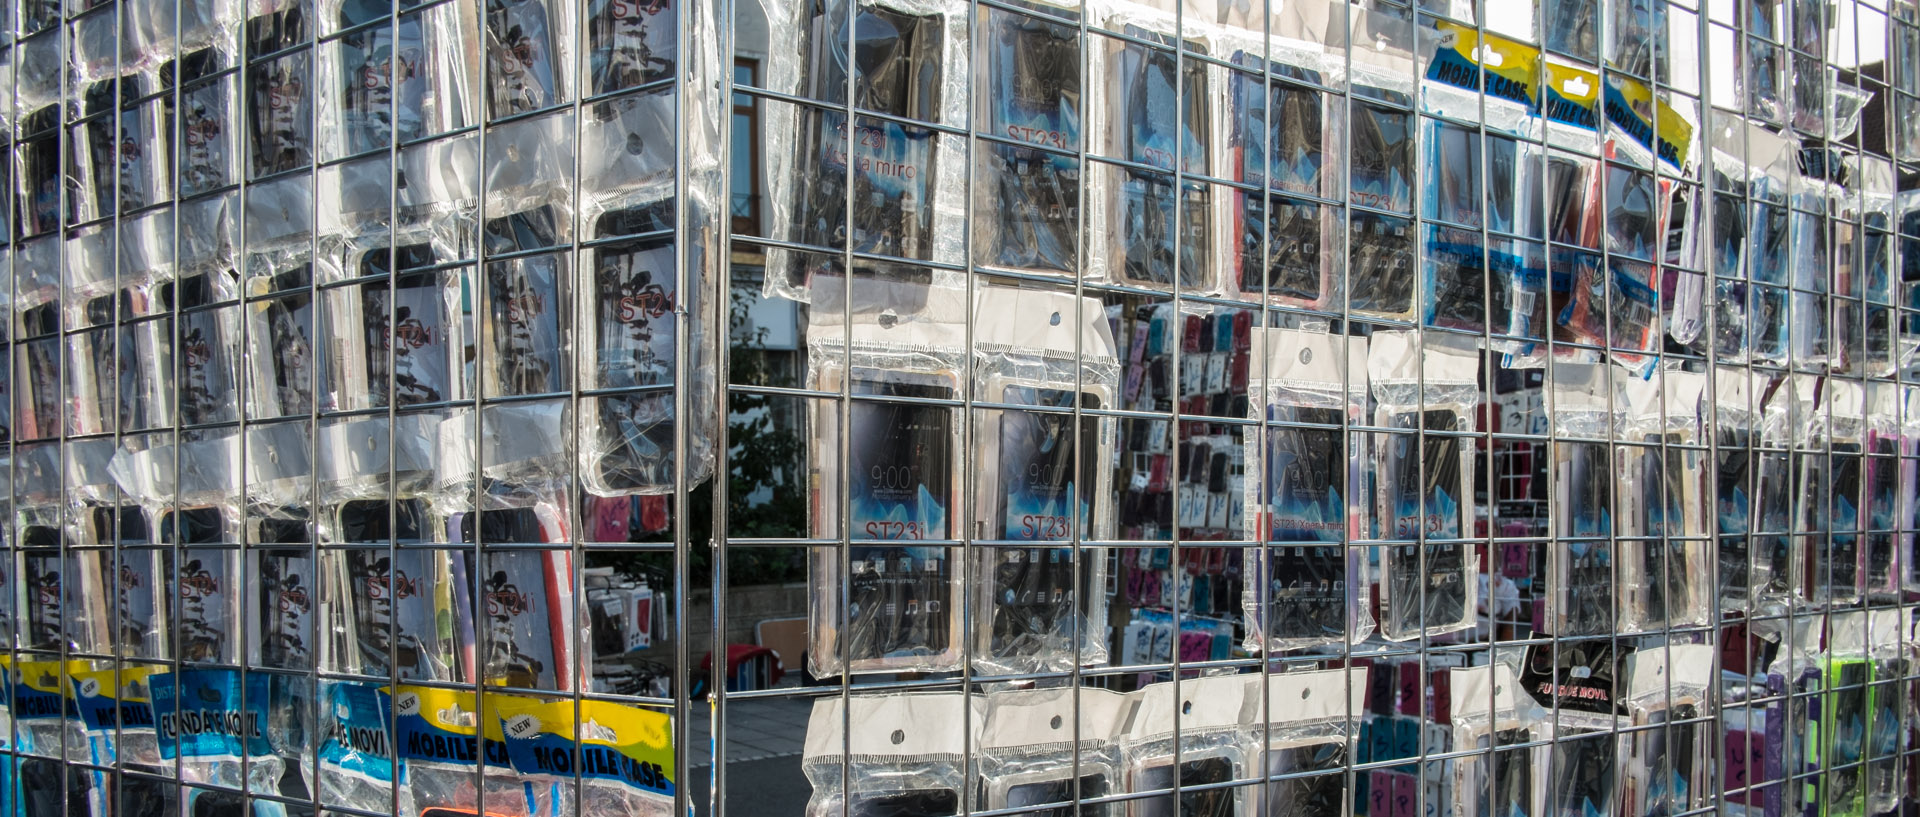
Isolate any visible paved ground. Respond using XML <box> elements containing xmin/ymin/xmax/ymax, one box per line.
<box><xmin>689</xmin><ymin>692</ymin><xmax>818</xmax><ymax>815</ymax></box>
<box><xmin>698</xmin><ymin>693</ymin><xmax>815</xmax><ymax>764</ymax></box>
<box><xmin>690</xmin><ymin>754</ymin><xmax>814</xmax><ymax>816</ymax></box>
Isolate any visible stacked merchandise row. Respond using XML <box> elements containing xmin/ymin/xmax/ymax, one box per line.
<box><xmin>795</xmin><ymin>653</ymin><xmax>1722</xmax><ymax>816</ymax></box>
<box><xmin>0</xmin><ymin>660</ymin><xmax>678</xmax><ymax>817</ymax></box>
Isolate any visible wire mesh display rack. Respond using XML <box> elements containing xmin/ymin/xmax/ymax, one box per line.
<box><xmin>1</xmin><ymin>0</ymin><xmax>1918</xmax><ymax>814</ymax></box>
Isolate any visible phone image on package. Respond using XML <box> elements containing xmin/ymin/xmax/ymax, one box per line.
<box><xmin>252</xmin><ymin>549</ymin><xmax>312</xmax><ymax>669</ymax></box>
<box><xmin>1378</xmin><ymin>411</ymin><xmax>1467</xmax><ymax>540</ymax></box>
<box><xmin>480</xmin><ymin>548</ymin><xmax>573</xmax><ymax>691</ymax></box>
<box><xmin>369</xmin><ymin>272</ymin><xmax>454</xmax><ymax>407</ymax></box>
<box><xmin>1812</xmin><ymin>449</ymin><xmax>1864</xmax><ymax>603</ymax></box>
<box><xmin>483</xmin><ymin>254</ymin><xmax>566</xmax><ymax>397</ymax></box>
<box><xmin>1474</xmin><ymin>731</ymin><xmax>1535</xmax><ymax>817</ymax></box>
<box><xmin>1266</xmin><ymin>409</ymin><xmax>1344</xmax><ymax>543</ymax></box>
<box><xmin>1350</xmin><ymin>100</ymin><xmax>1412</xmax><ymax>213</ymax></box>
<box><xmin>976</xmin><ymin>8</ymin><xmax>1081</xmax><ymax>276</ymax></box>
<box><xmin>1264</xmin><ymin>740</ymin><xmax>1346</xmax><ymax>816</ymax></box>
<box><xmin>848</xmin><ymin>376</ymin><xmax>956</xmax><ymax>541</ymax></box>
<box><xmin>1823</xmin><ymin>660</ymin><xmax>1869</xmax><ymax>817</ymax></box>
<box><xmin>485</xmin><ymin>0</ymin><xmax>566</xmax><ymax>117</ymax></box>
<box><xmin>1260</xmin><ymin>543</ymin><xmax>1348</xmax><ymax>647</ymax></box>
<box><xmin>1625</xmin><ymin>705</ymin><xmax>1704</xmax><ymax>817</ymax></box>
<box><xmin>1863</xmin><ymin>449</ymin><xmax>1899</xmax><ymax>592</ymax></box>
<box><xmin>1377</xmin><ymin>410</ymin><xmax>1472</xmax><ymax>639</ymax></box>
<box><xmin>993</xmin><ymin>387</ymin><xmax>1105</xmax><ymax>541</ymax></box>
<box><xmin>1425</xmin><ymin>223</ymin><xmax>1498</xmax><ymax>333</ymax></box>
<box><xmin>1349</xmin><ymin>209</ymin><xmax>1415</xmax><ymax>319</ymax></box>
<box><xmin>844</xmin><ymin>545</ymin><xmax>954</xmax><ymax>667</ymax></box>
<box><xmin>1555</xmin><ymin>442</ymin><xmax>1612</xmax><ymax>538</ymax></box>
<box><xmin>586</xmin><ymin>0</ymin><xmax>674</xmax><ymax>95</ymax></box>
<box><xmin>1132</xmin><ymin>755</ymin><xmax>1238</xmax><ymax>817</ymax></box>
<box><xmin>1261</xmin><ymin>408</ymin><xmax>1350</xmax><ymax>643</ymax></box>
<box><xmin>1552</xmin><ymin>539</ymin><xmax>1613</xmax><ymax>636</ymax></box>
<box><xmin>1550</xmin><ymin>735</ymin><xmax>1616</xmax><ymax>817</ymax></box>
<box><xmin>584</xmin><ymin>239</ymin><xmax>676</xmax><ymax>390</ymax></box>
<box><xmin>994</xmin><ymin>772</ymin><xmax>1111</xmax><ymax>817</ymax></box>
<box><xmin>810</xmin><ymin>366</ymin><xmax>963</xmax><ymax>674</ymax></box>
<box><xmin>1248</xmin><ymin>196</ymin><xmax>1332</xmax><ymax>307</ymax></box>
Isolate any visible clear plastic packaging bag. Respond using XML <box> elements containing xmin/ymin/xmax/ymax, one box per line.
<box><xmin>1618</xmin><ymin>644</ymin><xmax>1715</xmax><ymax>817</ymax></box>
<box><xmin>1253</xmin><ymin>668</ymin><xmax>1365</xmax><ymax>817</ymax></box>
<box><xmin>802</xmin><ymin>692</ymin><xmax>978</xmax><ymax>817</ymax></box>
<box><xmin>1120</xmin><ymin>674</ymin><xmax>1257</xmax><ymax>816</ymax></box>
<box><xmin>807</xmin><ymin>280</ymin><xmax>967</xmax><ymax>676</ymax></box>
<box><xmin>1547</xmin><ymin>362</ymin><xmax>1623</xmax><ymax>635</ymax></box>
<box><xmin>1862</xmin><ymin>384</ymin><xmax>1904</xmax><ymax>596</ymax></box>
<box><xmin>1367</xmin><ymin>331</ymin><xmax>1480</xmax><ymax>640</ymax></box>
<box><xmin>1241</xmin><ymin>327</ymin><xmax>1374</xmax><ymax>652</ymax></box>
<box><xmin>1616</xmin><ymin>370</ymin><xmax>1711</xmax><ymax>633</ymax></box>
<box><xmin>1451</xmin><ymin>664</ymin><xmax>1543</xmax><ymax>817</ymax></box>
<box><xmin>1521</xmin><ymin>640</ymin><xmax>1627</xmax><ymax>817</ymax></box>
<box><xmin>970</xmin><ymin>286</ymin><xmax>1117</xmax><ymax>674</ymax></box>
<box><xmin>977</xmin><ymin>687</ymin><xmax>1131</xmax><ymax>815</ymax></box>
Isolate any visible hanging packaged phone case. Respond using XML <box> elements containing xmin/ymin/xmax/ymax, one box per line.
<box><xmin>1241</xmin><ymin>327</ymin><xmax>1374</xmax><ymax>651</ymax></box>
<box><xmin>971</xmin><ymin>287</ymin><xmax>1117</xmax><ymax>674</ymax></box>
<box><xmin>1451</xmin><ymin>664</ymin><xmax>1544</xmax><ymax>817</ymax></box>
<box><xmin>977</xmin><ymin>687</ymin><xmax>1131</xmax><ymax>817</ymax></box>
<box><xmin>974</xmin><ymin>6</ymin><xmax>1081</xmax><ymax>277</ymax></box>
<box><xmin>802</xmin><ymin>693</ymin><xmax>979</xmax><ymax>817</ymax></box>
<box><xmin>808</xmin><ymin>281</ymin><xmax>966</xmax><ymax>675</ymax></box>
<box><xmin>1619</xmin><ymin>645</ymin><xmax>1714</xmax><ymax>817</ymax></box>
<box><xmin>1087</xmin><ymin>26</ymin><xmax>1218</xmax><ymax>296</ymax></box>
<box><xmin>1254</xmin><ymin>668</ymin><xmax>1365</xmax><ymax>817</ymax></box>
<box><xmin>1368</xmin><ymin>331</ymin><xmax>1479</xmax><ymax>640</ymax></box>
<box><xmin>1121</xmin><ymin>674</ymin><xmax>1257</xmax><ymax>817</ymax></box>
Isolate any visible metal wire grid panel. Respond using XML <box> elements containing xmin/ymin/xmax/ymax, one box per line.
<box><xmin>0</xmin><ymin>0</ymin><xmax>1911</xmax><ymax>813</ymax></box>
<box><xmin>0</xmin><ymin>0</ymin><xmax>726</xmax><ymax>813</ymax></box>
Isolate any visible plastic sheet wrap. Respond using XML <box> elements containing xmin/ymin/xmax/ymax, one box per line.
<box><xmin>977</xmin><ymin>687</ymin><xmax>1131</xmax><ymax>814</ymax></box>
<box><xmin>1120</xmin><ymin>674</ymin><xmax>1257</xmax><ymax>817</ymax></box>
<box><xmin>1619</xmin><ymin>644</ymin><xmax>1715</xmax><ymax>817</ymax></box>
<box><xmin>971</xmin><ymin>286</ymin><xmax>1117</xmax><ymax>674</ymax></box>
<box><xmin>802</xmin><ymin>693</ymin><xmax>977</xmax><ymax>817</ymax></box>
<box><xmin>1254</xmin><ymin>668</ymin><xmax>1364</xmax><ymax>817</ymax></box>
<box><xmin>1241</xmin><ymin>327</ymin><xmax>1374</xmax><ymax>652</ymax></box>
<box><xmin>1451</xmin><ymin>664</ymin><xmax>1544</xmax><ymax>817</ymax></box>
<box><xmin>1368</xmin><ymin>330</ymin><xmax>1480</xmax><ymax>640</ymax></box>
<box><xmin>807</xmin><ymin>280</ymin><xmax>967</xmax><ymax>676</ymax></box>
